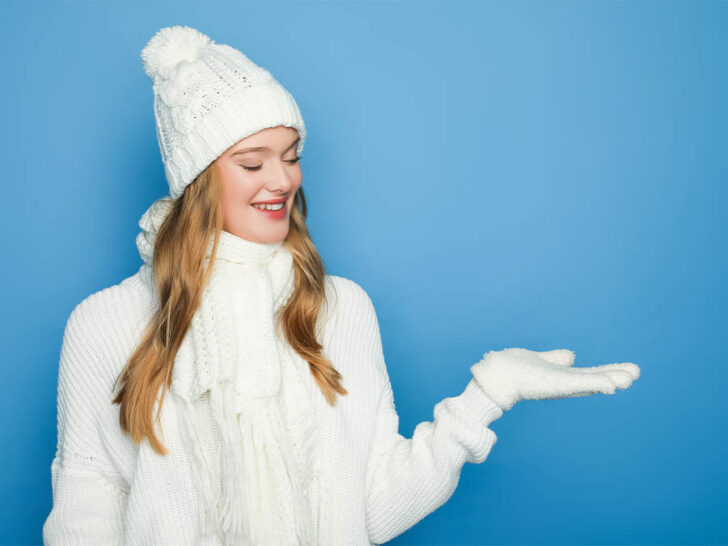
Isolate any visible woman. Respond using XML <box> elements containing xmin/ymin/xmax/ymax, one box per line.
<box><xmin>42</xmin><ymin>25</ymin><xmax>640</xmax><ymax>546</ymax></box>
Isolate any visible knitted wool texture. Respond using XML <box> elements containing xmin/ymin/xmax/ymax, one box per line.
<box><xmin>137</xmin><ymin>197</ymin><xmax>316</xmax><ymax>544</ymax></box>
<box><xmin>141</xmin><ymin>25</ymin><xmax>306</xmax><ymax>199</ymax></box>
<box><xmin>43</xmin><ymin>220</ymin><xmax>507</xmax><ymax>544</ymax></box>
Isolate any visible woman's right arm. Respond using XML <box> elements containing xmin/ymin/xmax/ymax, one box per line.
<box><xmin>43</xmin><ymin>295</ymin><xmax>128</xmax><ymax>545</ymax></box>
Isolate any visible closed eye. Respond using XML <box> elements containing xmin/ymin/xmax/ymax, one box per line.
<box><xmin>242</xmin><ymin>156</ymin><xmax>302</xmax><ymax>172</ymax></box>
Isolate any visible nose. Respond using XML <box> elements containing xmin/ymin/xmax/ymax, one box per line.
<box><xmin>265</xmin><ymin>160</ymin><xmax>296</xmax><ymax>194</ymax></box>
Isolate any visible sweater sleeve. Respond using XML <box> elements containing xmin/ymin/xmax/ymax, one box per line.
<box><xmin>42</xmin><ymin>295</ymin><xmax>128</xmax><ymax>545</ymax></box>
<box><xmin>357</xmin><ymin>287</ymin><xmax>505</xmax><ymax>545</ymax></box>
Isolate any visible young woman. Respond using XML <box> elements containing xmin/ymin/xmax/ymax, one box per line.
<box><xmin>42</xmin><ymin>25</ymin><xmax>641</xmax><ymax>546</ymax></box>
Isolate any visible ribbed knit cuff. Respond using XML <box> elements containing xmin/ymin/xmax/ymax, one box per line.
<box><xmin>457</xmin><ymin>377</ymin><xmax>504</xmax><ymax>427</ymax></box>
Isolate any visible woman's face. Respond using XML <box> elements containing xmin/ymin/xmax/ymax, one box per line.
<box><xmin>215</xmin><ymin>125</ymin><xmax>303</xmax><ymax>244</ymax></box>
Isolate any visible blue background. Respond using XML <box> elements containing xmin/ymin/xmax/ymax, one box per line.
<box><xmin>2</xmin><ymin>1</ymin><xmax>726</xmax><ymax>544</ymax></box>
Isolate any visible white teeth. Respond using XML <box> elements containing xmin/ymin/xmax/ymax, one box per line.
<box><xmin>252</xmin><ymin>202</ymin><xmax>284</xmax><ymax>211</ymax></box>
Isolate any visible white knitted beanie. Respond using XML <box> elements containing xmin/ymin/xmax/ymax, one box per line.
<box><xmin>141</xmin><ymin>25</ymin><xmax>306</xmax><ymax>199</ymax></box>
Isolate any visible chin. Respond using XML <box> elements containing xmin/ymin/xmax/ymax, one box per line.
<box><xmin>259</xmin><ymin>227</ymin><xmax>289</xmax><ymax>244</ymax></box>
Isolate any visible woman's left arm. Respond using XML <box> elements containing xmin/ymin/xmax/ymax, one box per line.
<box><xmin>355</xmin><ymin>287</ymin><xmax>640</xmax><ymax>544</ymax></box>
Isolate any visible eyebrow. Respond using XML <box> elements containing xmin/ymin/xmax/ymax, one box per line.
<box><xmin>231</xmin><ymin>136</ymin><xmax>300</xmax><ymax>157</ymax></box>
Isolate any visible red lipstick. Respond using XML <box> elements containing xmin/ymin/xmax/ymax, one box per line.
<box><xmin>250</xmin><ymin>197</ymin><xmax>287</xmax><ymax>219</ymax></box>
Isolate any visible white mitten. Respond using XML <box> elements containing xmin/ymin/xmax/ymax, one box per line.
<box><xmin>470</xmin><ymin>347</ymin><xmax>640</xmax><ymax>411</ymax></box>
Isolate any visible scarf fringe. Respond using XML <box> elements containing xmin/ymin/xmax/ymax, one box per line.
<box><xmin>177</xmin><ymin>379</ymin><xmax>316</xmax><ymax>545</ymax></box>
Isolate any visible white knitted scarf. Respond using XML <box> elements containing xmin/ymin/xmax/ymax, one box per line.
<box><xmin>136</xmin><ymin>197</ymin><xmax>317</xmax><ymax>545</ymax></box>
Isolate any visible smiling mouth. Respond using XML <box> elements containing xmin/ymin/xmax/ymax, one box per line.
<box><xmin>249</xmin><ymin>200</ymin><xmax>288</xmax><ymax>219</ymax></box>
<box><xmin>251</xmin><ymin>202</ymin><xmax>285</xmax><ymax>211</ymax></box>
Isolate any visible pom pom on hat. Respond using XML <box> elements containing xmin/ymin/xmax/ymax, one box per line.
<box><xmin>141</xmin><ymin>25</ymin><xmax>213</xmax><ymax>80</ymax></box>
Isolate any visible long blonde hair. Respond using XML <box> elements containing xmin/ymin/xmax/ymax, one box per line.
<box><xmin>112</xmin><ymin>160</ymin><xmax>348</xmax><ymax>455</ymax></box>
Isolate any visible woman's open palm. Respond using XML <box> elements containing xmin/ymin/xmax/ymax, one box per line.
<box><xmin>470</xmin><ymin>347</ymin><xmax>641</xmax><ymax>411</ymax></box>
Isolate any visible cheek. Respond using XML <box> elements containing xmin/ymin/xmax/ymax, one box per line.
<box><xmin>292</xmin><ymin>169</ymin><xmax>303</xmax><ymax>191</ymax></box>
<box><xmin>221</xmin><ymin>170</ymin><xmax>260</xmax><ymax>206</ymax></box>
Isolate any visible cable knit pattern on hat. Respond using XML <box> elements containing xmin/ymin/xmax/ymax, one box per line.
<box><xmin>141</xmin><ymin>25</ymin><xmax>306</xmax><ymax>199</ymax></box>
<box><xmin>42</xmin><ymin>203</ymin><xmax>506</xmax><ymax>545</ymax></box>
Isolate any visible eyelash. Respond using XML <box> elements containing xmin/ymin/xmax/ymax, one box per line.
<box><xmin>242</xmin><ymin>156</ymin><xmax>301</xmax><ymax>172</ymax></box>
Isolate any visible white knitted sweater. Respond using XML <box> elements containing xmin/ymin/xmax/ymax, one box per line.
<box><xmin>43</xmin><ymin>263</ymin><xmax>504</xmax><ymax>545</ymax></box>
